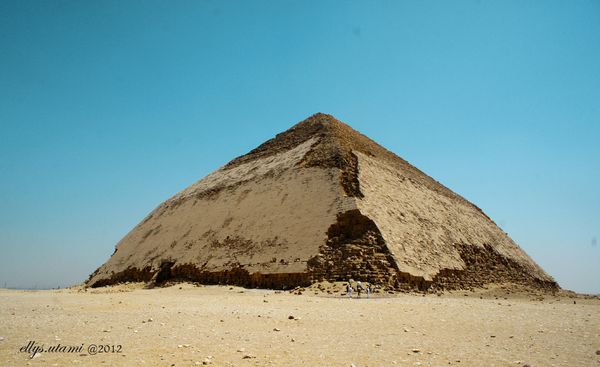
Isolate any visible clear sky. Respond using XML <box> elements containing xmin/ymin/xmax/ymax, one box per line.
<box><xmin>1</xmin><ymin>1</ymin><xmax>598</xmax><ymax>293</ymax></box>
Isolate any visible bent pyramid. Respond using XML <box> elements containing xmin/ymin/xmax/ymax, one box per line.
<box><xmin>87</xmin><ymin>113</ymin><xmax>558</xmax><ymax>291</ymax></box>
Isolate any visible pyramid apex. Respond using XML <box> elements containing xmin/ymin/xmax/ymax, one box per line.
<box><xmin>292</xmin><ymin>112</ymin><xmax>344</xmax><ymax>129</ymax></box>
<box><xmin>306</xmin><ymin>112</ymin><xmax>338</xmax><ymax>121</ymax></box>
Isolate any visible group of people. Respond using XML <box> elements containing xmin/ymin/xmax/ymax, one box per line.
<box><xmin>345</xmin><ymin>280</ymin><xmax>375</xmax><ymax>298</ymax></box>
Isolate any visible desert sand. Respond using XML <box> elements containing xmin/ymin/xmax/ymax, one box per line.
<box><xmin>1</xmin><ymin>283</ymin><xmax>598</xmax><ymax>367</ymax></box>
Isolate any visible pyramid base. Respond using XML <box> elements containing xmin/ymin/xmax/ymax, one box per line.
<box><xmin>89</xmin><ymin>263</ymin><xmax>312</xmax><ymax>290</ymax></box>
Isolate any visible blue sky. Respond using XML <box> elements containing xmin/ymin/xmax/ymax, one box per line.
<box><xmin>0</xmin><ymin>0</ymin><xmax>598</xmax><ymax>293</ymax></box>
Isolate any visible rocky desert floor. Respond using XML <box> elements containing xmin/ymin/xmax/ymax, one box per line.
<box><xmin>0</xmin><ymin>283</ymin><xmax>598</xmax><ymax>367</ymax></box>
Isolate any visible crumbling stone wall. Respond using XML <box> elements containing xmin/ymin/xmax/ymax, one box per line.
<box><xmin>307</xmin><ymin>209</ymin><xmax>399</xmax><ymax>286</ymax></box>
<box><xmin>89</xmin><ymin>263</ymin><xmax>311</xmax><ymax>289</ymax></box>
<box><xmin>429</xmin><ymin>243</ymin><xmax>559</xmax><ymax>292</ymax></box>
<box><xmin>88</xmin><ymin>266</ymin><xmax>154</xmax><ymax>288</ymax></box>
<box><xmin>306</xmin><ymin>209</ymin><xmax>559</xmax><ymax>293</ymax></box>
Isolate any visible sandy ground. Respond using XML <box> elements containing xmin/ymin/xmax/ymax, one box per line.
<box><xmin>1</xmin><ymin>283</ymin><xmax>598</xmax><ymax>367</ymax></box>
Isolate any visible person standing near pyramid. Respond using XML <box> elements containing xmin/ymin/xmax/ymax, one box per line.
<box><xmin>346</xmin><ymin>282</ymin><xmax>354</xmax><ymax>298</ymax></box>
<box><xmin>356</xmin><ymin>281</ymin><xmax>363</xmax><ymax>298</ymax></box>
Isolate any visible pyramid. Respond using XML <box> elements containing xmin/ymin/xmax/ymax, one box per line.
<box><xmin>87</xmin><ymin>113</ymin><xmax>558</xmax><ymax>291</ymax></box>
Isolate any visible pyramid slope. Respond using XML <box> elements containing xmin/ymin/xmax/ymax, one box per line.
<box><xmin>87</xmin><ymin>113</ymin><xmax>557</xmax><ymax>291</ymax></box>
<box><xmin>354</xmin><ymin>150</ymin><xmax>552</xmax><ymax>288</ymax></box>
<box><xmin>88</xmin><ymin>136</ymin><xmax>354</xmax><ymax>287</ymax></box>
